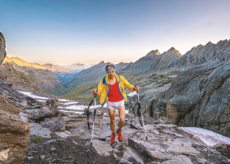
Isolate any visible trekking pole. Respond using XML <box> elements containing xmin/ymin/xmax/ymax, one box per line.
<box><xmin>86</xmin><ymin>99</ymin><xmax>94</xmax><ymax>130</ymax></box>
<box><xmin>136</xmin><ymin>86</ymin><xmax>148</xmax><ymax>140</ymax></box>
<box><xmin>90</xmin><ymin>96</ymin><xmax>97</xmax><ymax>143</ymax></box>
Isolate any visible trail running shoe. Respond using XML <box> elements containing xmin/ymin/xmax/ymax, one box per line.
<box><xmin>117</xmin><ymin>129</ymin><xmax>123</xmax><ymax>142</ymax></box>
<box><xmin>109</xmin><ymin>133</ymin><xmax>116</xmax><ymax>143</ymax></box>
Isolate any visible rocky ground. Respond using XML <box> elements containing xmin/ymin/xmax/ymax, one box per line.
<box><xmin>13</xmin><ymin>90</ymin><xmax>229</xmax><ymax>164</ymax></box>
<box><xmin>0</xmin><ymin>74</ymin><xmax>230</xmax><ymax>164</ymax></box>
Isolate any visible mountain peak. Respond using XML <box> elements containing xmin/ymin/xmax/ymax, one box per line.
<box><xmin>166</xmin><ymin>47</ymin><xmax>181</xmax><ymax>56</ymax></box>
<box><xmin>169</xmin><ymin>47</ymin><xmax>176</xmax><ymax>51</ymax></box>
<box><xmin>146</xmin><ymin>49</ymin><xmax>161</xmax><ymax>57</ymax></box>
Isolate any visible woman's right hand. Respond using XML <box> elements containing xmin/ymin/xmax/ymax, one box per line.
<box><xmin>93</xmin><ymin>90</ymin><xmax>98</xmax><ymax>97</ymax></box>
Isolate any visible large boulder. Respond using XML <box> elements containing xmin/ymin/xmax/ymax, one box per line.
<box><xmin>0</xmin><ymin>95</ymin><xmax>30</xmax><ymax>164</ymax></box>
<box><xmin>154</xmin><ymin>60</ymin><xmax>230</xmax><ymax>137</ymax></box>
<box><xmin>0</xmin><ymin>32</ymin><xmax>6</xmax><ymax>64</ymax></box>
<box><xmin>28</xmin><ymin>109</ymin><xmax>54</xmax><ymax>120</ymax></box>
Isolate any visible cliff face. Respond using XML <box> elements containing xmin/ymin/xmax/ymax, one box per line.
<box><xmin>153</xmin><ymin>60</ymin><xmax>230</xmax><ymax>137</ymax></box>
<box><xmin>168</xmin><ymin>39</ymin><xmax>230</xmax><ymax>68</ymax></box>
<box><xmin>0</xmin><ymin>32</ymin><xmax>30</xmax><ymax>164</ymax></box>
<box><xmin>0</xmin><ymin>32</ymin><xmax>6</xmax><ymax>64</ymax></box>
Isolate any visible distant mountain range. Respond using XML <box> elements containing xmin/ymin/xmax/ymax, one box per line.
<box><xmin>3</xmin><ymin>56</ymin><xmax>78</xmax><ymax>83</ymax></box>
<box><xmin>2</xmin><ymin>38</ymin><xmax>230</xmax><ymax>98</ymax></box>
<box><xmin>60</xmin><ymin>63</ymin><xmax>94</xmax><ymax>73</ymax></box>
<box><xmin>63</xmin><ymin>39</ymin><xmax>230</xmax><ymax>100</ymax></box>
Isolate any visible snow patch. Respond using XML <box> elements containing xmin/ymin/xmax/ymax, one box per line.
<box><xmin>65</xmin><ymin>105</ymin><xmax>101</xmax><ymax>111</ymax></box>
<box><xmin>58</xmin><ymin>99</ymin><xmax>70</xmax><ymax>102</ymax></box>
<box><xmin>179</xmin><ymin>127</ymin><xmax>230</xmax><ymax>147</ymax></box>
<box><xmin>63</xmin><ymin>102</ymin><xmax>78</xmax><ymax>105</ymax></box>
<box><xmin>18</xmin><ymin>91</ymin><xmax>49</xmax><ymax>100</ymax></box>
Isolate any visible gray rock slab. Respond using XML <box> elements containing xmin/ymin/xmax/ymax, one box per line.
<box><xmin>164</xmin><ymin>138</ymin><xmax>200</xmax><ymax>156</ymax></box>
<box><xmin>128</xmin><ymin>138</ymin><xmax>171</xmax><ymax>161</ymax></box>
<box><xmin>91</xmin><ymin>141</ymin><xmax>113</xmax><ymax>157</ymax></box>
<box><xmin>196</xmin><ymin>158</ymin><xmax>207</xmax><ymax>164</ymax></box>
<box><xmin>54</xmin><ymin>131</ymin><xmax>71</xmax><ymax>138</ymax></box>
<box><xmin>122</xmin><ymin>147</ymin><xmax>144</xmax><ymax>164</ymax></box>
<box><xmin>30</xmin><ymin>123</ymin><xmax>51</xmax><ymax>139</ymax></box>
<box><xmin>162</xmin><ymin>155</ymin><xmax>193</xmax><ymax>164</ymax></box>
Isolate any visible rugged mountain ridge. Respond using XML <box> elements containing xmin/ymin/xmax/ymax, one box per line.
<box><xmin>0</xmin><ymin>62</ymin><xmax>40</xmax><ymax>92</ymax></box>
<box><xmin>120</xmin><ymin>50</ymin><xmax>161</xmax><ymax>74</ymax></box>
<box><xmin>149</xmin><ymin>47</ymin><xmax>182</xmax><ymax>71</ymax></box>
<box><xmin>3</xmin><ymin>56</ymin><xmax>77</xmax><ymax>83</ymax></box>
<box><xmin>120</xmin><ymin>48</ymin><xmax>181</xmax><ymax>75</ymax></box>
<box><xmin>167</xmin><ymin>39</ymin><xmax>230</xmax><ymax>69</ymax></box>
<box><xmin>0</xmin><ymin>62</ymin><xmax>67</xmax><ymax>95</ymax></box>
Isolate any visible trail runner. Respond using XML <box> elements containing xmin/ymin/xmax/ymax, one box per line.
<box><xmin>93</xmin><ymin>64</ymin><xmax>139</xmax><ymax>143</ymax></box>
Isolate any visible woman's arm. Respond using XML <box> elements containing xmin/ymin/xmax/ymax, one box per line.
<box><xmin>120</xmin><ymin>76</ymin><xmax>135</xmax><ymax>91</ymax></box>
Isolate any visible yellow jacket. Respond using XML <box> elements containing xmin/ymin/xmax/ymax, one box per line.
<box><xmin>94</xmin><ymin>74</ymin><xmax>134</xmax><ymax>106</ymax></box>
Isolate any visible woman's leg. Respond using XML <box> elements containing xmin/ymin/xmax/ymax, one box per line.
<box><xmin>108</xmin><ymin>109</ymin><xmax>116</xmax><ymax>133</ymax></box>
<box><xmin>118</xmin><ymin>104</ymin><xmax>125</xmax><ymax>130</ymax></box>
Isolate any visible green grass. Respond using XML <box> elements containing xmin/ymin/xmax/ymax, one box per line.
<box><xmin>63</xmin><ymin>80</ymin><xmax>99</xmax><ymax>101</ymax></box>
<box><xmin>32</xmin><ymin>136</ymin><xmax>42</xmax><ymax>142</ymax></box>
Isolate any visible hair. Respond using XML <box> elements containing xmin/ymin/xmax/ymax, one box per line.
<box><xmin>105</xmin><ymin>64</ymin><xmax>115</xmax><ymax>70</ymax></box>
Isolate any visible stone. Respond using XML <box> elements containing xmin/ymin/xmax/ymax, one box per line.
<box><xmin>30</xmin><ymin>123</ymin><xmax>51</xmax><ymax>139</ymax></box>
<box><xmin>122</xmin><ymin>147</ymin><xmax>144</xmax><ymax>164</ymax></box>
<box><xmin>54</xmin><ymin>131</ymin><xmax>71</xmax><ymax>138</ymax></box>
<box><xmin>0</xmin><ymin>95</ymin><xmax>30</xmax><ymax>164</ymax></box>
<box><xmin>128</xmin><ymin>138</ymin><xmax>171</xmax><ymax>161</ymax></box>
<box><xmin>40</xmin><ymin>117</ymin><xmax>65</xmax><ymax>131</ymax></box>
<box><xmin>119</xmin><ymin>158</ymin><xmax>132</xmax><ymax>164</ymax></box>
<box><xmin>20</xmin><ymin>99</ymin><xmax>27</xmax><ymax>106</ymax></box>
<box><xmin>40</xmin><ymin>155</ymin><xmax>45</xmax><ymax>160</ymax></box>
<box><xmin>27</xmin><ymin>156</ymin><xmax>34</xmax><ymax>160</ymax></box>
<box><xmin>19</xmin><ymin>112</ymin><xmax>29</xmax><ymax>121</ymax></box>
<box><xmin>44</xmin><ymin>139</ymin><xmax>56</xmax><ymax>145</ymax></box>
<box><xmin>50</xmin><ymin>148</ymin><xmax>56</xmax><ymax>152</ymax></box>
<box><xmin>23</xmin><ymin>105</ymin><xmax>41</xmax><ymax>109</ymax></box>
<box><xmin>149</xmin><ymin>129</ymin><xmax>160</xmax><ymax>135</ymax></box>
<box><xmin>164</xmin><ymin>138</ymin><xmax>200</xmax><ymax>156</ymax></box>
<box><xmin>91</xmin><ymin>141</ymin><xmax>113</xmax><ymax>157</ymax></box>
<box><xmin>162</xmin><ymin>155</ymin><xmax>193</xmax><ymax>164</ymax></box>
<box><xmin>196</xmin><ymin>158</ymin><xmax>207</xmax><ymax>164</ymax></box>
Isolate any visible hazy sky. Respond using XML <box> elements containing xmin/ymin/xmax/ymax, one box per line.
<box><xmin>1</xmin><ymin>0</ymin><xmax>230</xmax><ymax>65</ymax></box>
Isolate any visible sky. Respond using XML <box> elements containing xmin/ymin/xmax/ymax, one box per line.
<box><xmin>1</xmin><ymin>0</ymin><xmax>230</xmax><ymax>65</ymax></box>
